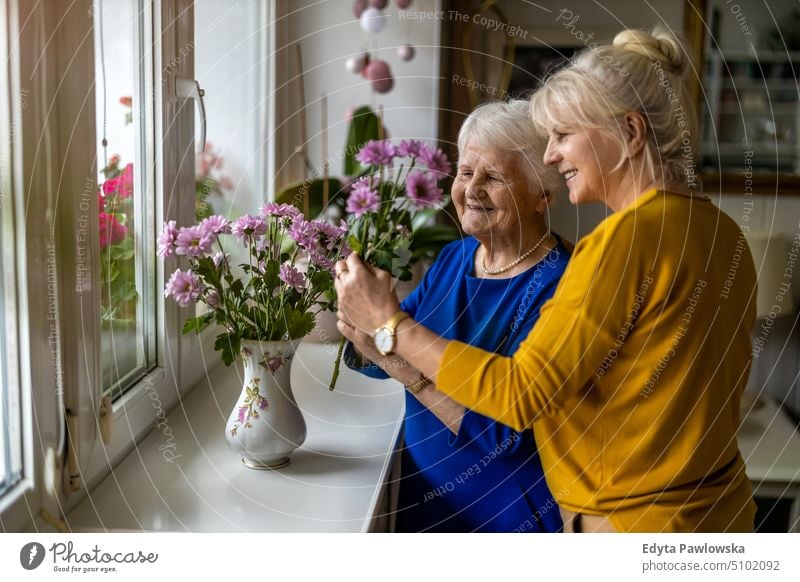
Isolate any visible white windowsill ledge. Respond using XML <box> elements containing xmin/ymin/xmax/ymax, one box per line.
<box><xmin>65</xmin><ymin>342</ymin><xmax>405</xmax><ymax>532</ymax></box>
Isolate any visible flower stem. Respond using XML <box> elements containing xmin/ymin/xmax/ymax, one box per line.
<box><xmin>328</xmin><ymin>335</ymin><xmax>347</xmax><ymax>391</ymax></box>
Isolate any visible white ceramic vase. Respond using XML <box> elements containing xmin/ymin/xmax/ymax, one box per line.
<box><xmin>225</xmin><ymin>339</ymin><xmax>306</xmax><ymax>470</ymax></box>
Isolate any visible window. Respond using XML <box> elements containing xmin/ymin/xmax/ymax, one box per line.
<box><xmin>0</xmin><ymin>0</ymin><xmax>28</xmax><ymax>510</ymax></box>
<box><xmin>94</xmin><ymin>0</ymin><xmax>156</xmax><ymax>399</ymax></box>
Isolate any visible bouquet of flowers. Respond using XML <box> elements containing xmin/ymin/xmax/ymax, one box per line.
<box><xmin>158</xmin><ymin>204</ymin><xmax>349</xmax><ymax>366</ymax></box>
<box><xmin>329</xmin><ymin>138</ymin><xmax>452</xmax><ymax>389</ymax></box>
<box><xmin>99</xmin><ymin>155</ymin><xmax>137</xmax><ymax>322</ymax></box>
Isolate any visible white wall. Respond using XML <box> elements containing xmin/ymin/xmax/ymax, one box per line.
<box><xmin>287</xmin><ymin>0</ymin><xmax>441</xmax><ymax>180</ymax></box>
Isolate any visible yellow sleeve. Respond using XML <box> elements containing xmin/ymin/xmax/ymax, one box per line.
<box><xmin>436</xmin><ymin>218</ymin><xmax>649</xmax><ymax>431</ymax></box>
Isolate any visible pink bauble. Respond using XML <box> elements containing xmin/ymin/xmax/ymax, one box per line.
<box><xmin>395</xmin><ymin>0</ymin><xmax>413</xmax><ymax>8</ymax></box>
<box><xmin>366</xmin><ymin>60</ymin><xmax>394</xmax><ymax>93</ymax></box>
<box><xmin>353</xmin><ymin>0</ymin><xmax>368</xmax><ymax>18</ymax></box>
<box><xmin>371</xmin><ymin>0</ymin><xmax>389</xmax><ymax>8</ymax></box>
<box><xmin>346</xmin><ymin>51</ymin><xmax>369</xmax><ymax>74</ymax></box>
<box><xmin>397</xmin><ymin>44</ymin><xmax>415</xmax><ymax>61</ymax></box>
<box><xmin>360</xmin><ymin>7</ymin><xmax>388</xmax><ymax>33</ymax></box>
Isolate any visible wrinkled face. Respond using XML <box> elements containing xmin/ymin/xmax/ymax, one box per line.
<box><xmin>542</xmin><ymin>124</ymin><xmax>624</xmax><ymax>206</ymax></box>
<box><xmin>452</xmin><ymin>141</ymin><xmax>543</xmax><ymax>242</ymax></box>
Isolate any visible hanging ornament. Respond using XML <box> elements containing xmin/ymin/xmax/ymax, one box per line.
<box><xmin>346</xmin><ymin>50</ymin><xmax>370</xmax><ymax>74</ymax></box>
<box><xmin>395</xmin><ymin>0</ymin><xmax>413</xmax><ymax>8</ymax></box>
<box><xmin>365</xmin><ymin>60</ymin><xmax>394</xmax><ymax>93</ymax></box>
<box><xmin>370</xmin><ymin>0</ymin><xmax>389</xmax><ymax>8</ymax></box>
<box><xmin>397</xmin><ymin>44</ymin><xmax>415</xmax><ymax>61</ymax></box>
<box><xmin>353</xmin><ymin>0</ymin><xmax>368</xmax><ymax>18</ymax></box>
<box><xmin>360</xmin><ymin>7</ymin><xmax>388</xmax><ymax>34</ymax></box>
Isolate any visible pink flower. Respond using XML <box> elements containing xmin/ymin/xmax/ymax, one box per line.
<box><xmin>419</xmin><ymin>145</ymin><xmax>452</xmax><ymax>177</ymax></box>
<box><xmin>279</xmin><ymin>264</ymin><xmax>306</xmax><ymax>292</ymax></box>
<box><xmin>164</xmin><ymin>269</ymin><xmax>204</xmax><ymax>307</ymax></box>
<box><xmin>397</xmin><ymin>139</ymin><xmax>424</xmax><ymax>158</ymax></box>
<box><xmin>405</xmin><ymin>171</ymin><xmax>444</xmax><ymax>209</ymax></box>
<box><xmin>175</xmin><ymin>225</ymin><xmax>214</xmax><ymax>258</ymax></box>
<box><xmin>200</xmin><ymin>215</ymin><xmax>231</xmax><ymax>236</ymax></box>
<box><xmin>157</xmin><ymin>220</ymin><xmax>180</xmax><ymax>257</ymax></box>
<box><xmin>205</xmin><ymin>289</ymin><xmax>221</xmax><ymax>309</ymax></box>
<box><xmin>101</xmin><ymin>164</ymin><xmax>134</xmax><ymax>198</ymax></box>
<box><xmin>355</xmin><ymin>140</ymin><xmax>396</xmax><ymax>166</ymax></box>
<box><xmin>262</xmin><ymin>202</ymin><xmax>301</xmax><ymax>221</ymax></box>
<box><xmin>98</xmin><ymin>191</ymin><xmax>106</xmax><ymax>212</ymax></box>
<box><xmin>257</xmin><ymin>396</ymin><xmax>269</xmax><ymax>409</ymax></box>
<box><xmin>119</xmin><ymin>96</ymin><xmax>132</xmax><ymax>107</ymax></box>
<box><xmin>212</xmin><ymin>251</ymin><xmax>229</xmax><ymax>268</ymax></box>
<box><xmin>109</xmin><ymin>154</ymin><xmax>121</xmax><ymax>166</ymax></box>
<box><xmin>346</xmin><ymin>178</ymin><xmax>380</xmax><ymax>217</ymax></box>
<box><xmin>267</xmin><ymin>356</ymin><xmax>283</xmax><ymax>374</ymax></box>
<box><xmin>99</xmin><ymin>212</ymin><xmax>127</xmax><ymax>248</ymax></box>
<box><xmin>287</xmin><ymin>219</ymin><xmax>317</xmax><ymax>250</ymax></box>
<box><xmin>237</xmin><ymin>406</ymin><xmax>248</xmax><ymax>424</ymax></box>
<box><xmin>231</xmin><ymin>214</ymin><xmax>267</xmax><ymax>243</ymax></box>
<box><xmin>119</xmin><ymin>164</ymin><xmax>134</xmax><ymax>197</ymax></box>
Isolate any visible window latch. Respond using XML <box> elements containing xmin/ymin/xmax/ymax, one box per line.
<box><xmin>175</xmin><ymin>77</ymin><xmax>207</xmax><ymax>152</ymax></box>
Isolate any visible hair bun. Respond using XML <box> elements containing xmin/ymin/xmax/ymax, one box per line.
<box><xmin>613</xmin><ymin>27</ymin><xmax>688</xmax><ymax>76</ymax></box>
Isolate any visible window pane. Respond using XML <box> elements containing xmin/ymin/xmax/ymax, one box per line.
<box><xmin>194</xmin><ymin>0</ymin><xmax>269</xmax><ymax>317</ymax></box>
<box><xmin>94</xmin><ymin>0</ymin><xmax>154</xmax><ymax>397</ymax></box>
<box><xmin>0</xmin><ymin>0</ymin><xmax>21</xmax><ymax>496</ymax></box>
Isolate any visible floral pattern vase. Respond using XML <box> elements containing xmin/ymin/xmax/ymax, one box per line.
<box><xmin>225</xmin><ymin>339</ymin><xmax>306</xmax><ymax>470</ymax></box>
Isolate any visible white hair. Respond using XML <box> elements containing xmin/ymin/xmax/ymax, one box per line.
<box><xmin>457</xmin><ymin>99</ymin><xmax>563</xmax><ymax>195</ymax></box>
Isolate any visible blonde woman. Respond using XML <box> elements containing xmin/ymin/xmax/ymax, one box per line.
<box><xmin>334</xmin><ymin>28</ymin><xmax>757</xmax><ymax>533</ymax></box>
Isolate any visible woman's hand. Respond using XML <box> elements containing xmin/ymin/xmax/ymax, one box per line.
<box><xmin>334</xmin><ymin>253</ymin><xmax>401</xmax><ymax>338</ymax></box>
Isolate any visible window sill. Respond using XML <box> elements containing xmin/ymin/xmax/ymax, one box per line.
<box><xmin>65</xmin><ymin>342</ymin><xmax>405</xmax><ymax>532</ymax></box>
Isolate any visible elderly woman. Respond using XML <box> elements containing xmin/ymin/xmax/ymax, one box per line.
<box><xmin>336</xmin><ymin>28</ymin><xmax>757</xmax><ymax>533</ymax></box>
<box><xmin>344</xmin><ymin>100</ymin><xmax>569</xmax><ymax>532</ymax></box>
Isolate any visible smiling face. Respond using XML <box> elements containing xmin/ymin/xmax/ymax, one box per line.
<box><xmin>452</xmin><ymin>141</ymin><xmax>546</xmax><ymax>246</ymax></box>
<box><xmin>542</xmin><ymin>124</ymin><xmax>625</xmax><ymax>207</ymax></box>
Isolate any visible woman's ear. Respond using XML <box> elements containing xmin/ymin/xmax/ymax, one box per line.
<box><xmin>621</xmin><ymin>111</ymin><xmax>648</xmax><ymax>159</ymax></box>
<box><xmin>535</xmin><ymin>189</ymin><xmax>552</xmax><ymax>214</ymax></box>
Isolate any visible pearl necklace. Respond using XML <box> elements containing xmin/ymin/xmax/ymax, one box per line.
<box><xmin>481</xmin><ymin>231</ymin><xmax>551</xmax><ymax>275</ymax></box>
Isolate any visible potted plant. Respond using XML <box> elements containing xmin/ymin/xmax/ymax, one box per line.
<box><xmin>159</xmin><ymin>205</ymin><xmax>349</xmax><ymax>469</ymax></box>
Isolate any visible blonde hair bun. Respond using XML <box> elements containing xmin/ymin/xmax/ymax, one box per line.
<box><xmin>613</xmin><ymin>27</ymin><xmax>688</xmax><ymax>76</ymax></box>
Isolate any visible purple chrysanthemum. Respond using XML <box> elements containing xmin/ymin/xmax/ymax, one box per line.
<box><xmin>346</xmin><ymin>178</ymin><xmax>380</xmax><ymax>217</ymax></box>
<box><xmin>287</xmin><ymin>219</ymin><xmax>317</xmax><ymax>251</ymax></box>
<box><xmin>405</xmin><ymin>171</ymin><xmax>444</xmax><ymax>209</ymax></box>
<box><xmin>261</xmin><ymin>202</ymin><xmax>301</xmax><ymax>222</ymax></box>
<box><xmin>175</xmin><ymin>225</ymin><xmax>215</xmax><ymax>258</ymax></box>
<box><xmin>200</xmin><ymin>215</ymin><xmax>231</xmax><ymax>236</ymax></box>
<box><xmin>164</xmin><ymin>269</ymin><xmax>204</xmax><ymax>307</ymax></box>
<box><xmin>309</xmin><ymin>219</ymin><xmax>346</xmax><ymax>251</ymax></box>
<box><xmin>278</xmin><ymin>264</ymin><xmax>306</xmax><ymax>292</ymax></box>
<box><xmin>231</xmin><ymin>214</ymin><xmax>267</xmax><ymax>243</ymax></box>
<box><xmin>419</xmin><ymin>145</ymin><xmax>452</xmax><ymax>177</ymax></box>
<box><xmin>212</xmin><ymin>252</ymin><xmax>229</xmax><ymax>269</ymax></box>
<box><xmin>396</xmin><ymin>139</ymin><xmax>424</xmax><ymax>159</ymax></box>
<box><xmin>355</xmin><ymin>140</ymin><xmax>397</xmax><ymax>166</ymax></box>
<box><xmin>157</xmin><ymin>220</ymin><xmax>179</xmax><ymax>257</ymax></box>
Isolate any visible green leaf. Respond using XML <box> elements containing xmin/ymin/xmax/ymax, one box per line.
<box><xmin>183</xmin><ymin>312</ymin><xmax>214</xmax><ymax>334</ymax></box>
<box><xmin>343</xmin><ymin>106</ymin><xmax>382</xmax><ymax>176</ymax></box>
<box><xmin>215</xmin><ymin>332</ymin><xmax>241</xmax><ymax>366</ymax></box>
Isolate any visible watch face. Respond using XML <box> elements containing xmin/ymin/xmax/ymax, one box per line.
<box><xmin>374</xmin><ymin>328</ymin><xmax>394</xmax><ymax>355</ymax></box>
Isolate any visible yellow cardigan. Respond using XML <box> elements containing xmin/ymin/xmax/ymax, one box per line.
<box><xmin>437</xmin><ymin>189</ymin><xmax>758</xmax><ymax>532</ymax></box>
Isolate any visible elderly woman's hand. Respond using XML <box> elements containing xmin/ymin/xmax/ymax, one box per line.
<box><xmin>334</xmin><ymin>253</ymin><xmax>401</xmax><ymax>339</ymax></box>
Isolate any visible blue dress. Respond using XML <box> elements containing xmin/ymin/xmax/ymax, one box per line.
<box><xmin>347</xmin><ymin>236</ymin><xmax>569</xmax><ymax>532</ymax></box>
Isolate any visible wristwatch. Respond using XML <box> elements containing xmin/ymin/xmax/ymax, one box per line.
<box><xmin>374</xmin><ymin>311</ymin><xmax>410</xmax><ymax>357</ymax></box>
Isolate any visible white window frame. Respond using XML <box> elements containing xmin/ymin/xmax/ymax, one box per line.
<box><xmin>0</xmin><ymin>0</ymin><xmax>33</xmax><ymax>516</ymax></box>
<box><xmin>0</xmin><ymin>0</ymin><xmax>275</xmax><ymax>530</ymax></box>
